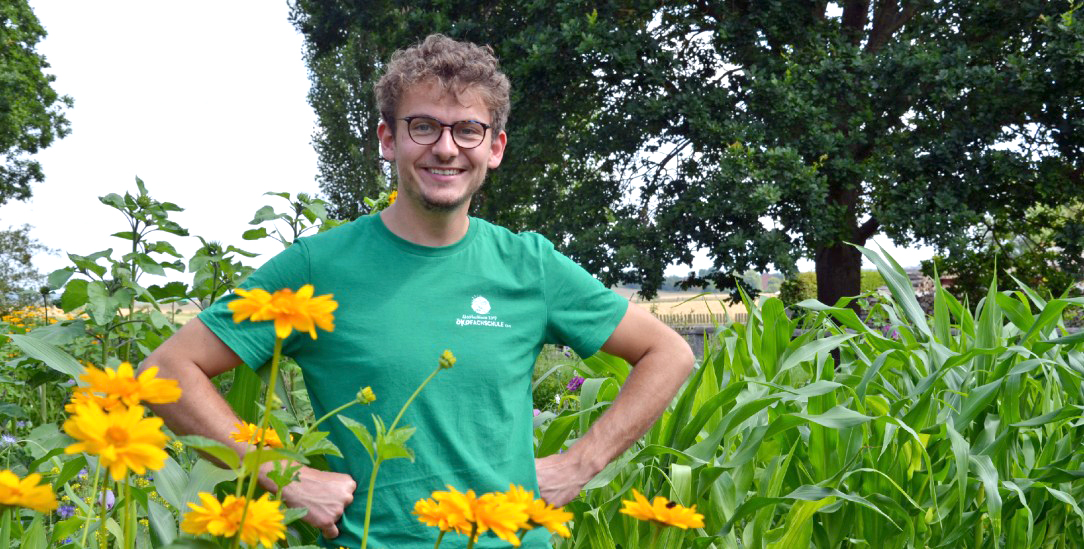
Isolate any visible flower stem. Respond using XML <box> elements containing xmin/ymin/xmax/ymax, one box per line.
<box><xmin>361</xmin><ymin>365</ymin><xmax>443</xmax><ymax>549</ymax></box>
<box><xmin>99</xmin><ymin>479</ymin><xmax>110</xmax><ymax>549</ymax></box>
<box><xmin>433</xmin><ymin>531</ymin><xmax>446</xmax><ymax>549</ymax></box>
<box><xmin>388</xmin><ymin>365</ymin><xmax>442</xmax><ymax>433</ymax></box>
<box><xmin>80</xmin><ymin>461</ymin><xmax>103</xmax><ymax>548</ymax></box>
<box><xmin>360</xmin><ymin>460</ymin><xmax>381</xmax><ymax>549</ymax></box>
<box><xmin>235</xmin><ymin>336</ymin><xmax>284</xmax><ymax>549</ymax></box>
<box><xmin>466</xmin><ymin>523</ymin><xmax>479</xmax><ymax>549</ymax></box>
<box><xmin>297</xmin><ymin>397</ymin><xmax>359</xmax><ymax>445</ymax></box>
<box><xmin>648</xmin><ymin>524</ymin><xmax>662</xmax><ymax>549</ymax></box>
<box><xmin>123</xmin><ymin>476</ymin><xmax>133</xmax><ymax>549</ymax></box>
<box><xmin>0</xmin><ymin>508</ymin><xmax>11</xmax><ymax>549</ymax></box>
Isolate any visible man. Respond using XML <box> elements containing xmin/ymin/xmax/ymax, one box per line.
<box><xmin>144</xmin><ymin>34</ymin><xmax>694</xmax><ymax>548</ymax></box>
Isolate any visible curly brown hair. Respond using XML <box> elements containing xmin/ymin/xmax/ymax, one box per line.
<box><xmin>375</xmin><ymin>34</ymin><xmax>511</xmax><ymax>135</ymax></box>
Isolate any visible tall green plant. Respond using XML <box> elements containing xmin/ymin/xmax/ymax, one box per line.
<box><xmin>537</xmin><ymin>245</ymin><xmax>1084</xmax><ymax>548</ymax></box>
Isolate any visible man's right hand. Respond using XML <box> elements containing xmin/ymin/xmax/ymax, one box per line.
<box><xmin>278</xmin><ymin>466</ymin><xmax>357</xmax><ymax>539</ymax></box>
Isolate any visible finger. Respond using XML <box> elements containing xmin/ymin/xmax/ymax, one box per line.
<box><xmin>323</xmin><ymin>524</ymin><xmax>339</xmax><ymax>539</ymax></box>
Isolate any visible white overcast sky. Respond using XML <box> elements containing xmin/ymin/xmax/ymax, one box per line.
<box><xmin>2</xmin><ymin>1</ymin><xmax>931</xmax><ymax>288</ymax></box>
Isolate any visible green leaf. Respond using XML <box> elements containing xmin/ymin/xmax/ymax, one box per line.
<box><xmin>953</xmin><ymin>378</ymin><xmax>1003</xmax><ymax>431</ymax></box>
<box><xmin>766</xmin><ymin>496</ymin><xmax>834</xmax><ymax>549</ymax></box>
<box><xmin>175</xmin><ymin>435</ymin><xmax>240</xmax><ymax>470</ymax></box>
<box><xmin>242</xmin><ymin>227</ymin><xmax>269</xmax><ymax>240</ymax></box>
<box><xmin>153</xmin><ymin>456</ymin><xmax>188</xmax><ymax>510</ymax></box>
<box><xmin>147</xmin><ymin>500</ymin><xmax>177</xmax><ymax>546</ymax></box>
<box><xmin>376</xmin><ymin>425</ymin><xmax>416</xmax><ymax>462</ymax></box>
<box><xmin>248</xmin><ymin>205</ymin><xmax>281</xmax><ymax>224</ymax></box>
<box><xmin>46</xmin><ymin>268</ymin><xmax>74</xmax><ymax>289</ymax></box>
<box><xmin>180</xmin><ymin>459</ymin><xmax>237</xmax><ymax>510</ymax></box>
<box><xmin>794</xmin><ymin>405</ymin><xmax>873</xmax><ymax>429</ymax></box>
<box><xmin>0</xmin><ymin>402</ymin><xmax>27</xmax><ymax>419</ymax></box>
<box><xmin>21</xmin><ymin>515</ymin><xmax>46</xmax><ymax>549</ymax></box>
<box><xmin>5</xmin><ymin>334</ymin><xmax>85</xmax><ymax>379</ymax></box>
<box><xmin>59</xmin><ymin>278</ymin><xmax>89</xmax><ymax>311</ymax></box>
<box><xmin>225</xmin><ymin>365</ymin><xmax>261</xmax><ymax>424</ymax></box>
<box><xmin>854</xmin><ymin>243</ymin><xmax>932</xmax><ymax>339</ymax></box>
<box><xmin>338</xmin><ymin>415</ymin><xmax>375</xmax><ymax>461</ymax></box>
<box><xmin>776</xmin><ymin>334</ymin><xmax>857</xmax><ymax>379</ymax></box>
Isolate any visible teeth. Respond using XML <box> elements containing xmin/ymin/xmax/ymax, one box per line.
<box><xmin>429</xmin><ymin>169</ymin><xmax>460</xmax><ymax>175</ymax></box>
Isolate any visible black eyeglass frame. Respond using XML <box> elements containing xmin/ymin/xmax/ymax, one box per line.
<box><xmin>398</xmin><ymin>116</ymin><xmax>492</xmax><ymax>149</ymax></box>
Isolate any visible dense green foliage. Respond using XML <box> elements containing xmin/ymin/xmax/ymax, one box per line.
<box><xmin>291</xmin><ymin>1</ymin><xmax>1084</xmax><ymax>307</ymax></box>
<box><xmin>0</xmin><ymin>0</ymin><xmax>72</xmax><ymax>206</ymax></box>
<box><xmin>922</xmin><ymin>201</ymin><xmax>1084</xmax><ymax>307</ymax></box>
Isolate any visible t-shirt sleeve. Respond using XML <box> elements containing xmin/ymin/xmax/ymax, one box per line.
<box><xmin>541</xmin><ymin>241</ymin><xmax>629</xmax><ymax>358</ymax></box>
<box><xmin>197</xmin><ymin>239</ymin><xmax>313</xmax><ymax>370</ymax></box>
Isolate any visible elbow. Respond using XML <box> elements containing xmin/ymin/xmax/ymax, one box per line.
<box><xmin>670</xmin><ymin>332</ymin><xmax>696</xmax><ymax>380</ymax></box>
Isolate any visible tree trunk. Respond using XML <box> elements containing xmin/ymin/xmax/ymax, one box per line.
<box><xmin>815</xmin><ymin>242</ymin><xmax>862</xmax><ymax>307</ymax></box>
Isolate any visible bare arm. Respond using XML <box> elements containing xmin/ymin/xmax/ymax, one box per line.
<box><xmin>141</xmin><ymin>318</ymin><xmax>355</xmax><ymax>539</ymax></box>
<box><xmin>535</xmin><ymin>304</ymin><xmax>695</xmax><ymax>505</ymax></box>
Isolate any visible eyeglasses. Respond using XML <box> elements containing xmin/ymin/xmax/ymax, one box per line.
<box><xmin>399</xmin><ymin>116</ymin><xmax>491</xmax><ymax>149</ymax></box>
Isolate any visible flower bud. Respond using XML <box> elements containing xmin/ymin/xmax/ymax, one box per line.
<box><xmin>439</xmin><ymin>350</ymin><xmax>456</xmax><ymax>369</ymax></box>
<box><xmin>357</xmin><ymin>386</ymin><xmax>376</xmax><ymax>404</ymax></box>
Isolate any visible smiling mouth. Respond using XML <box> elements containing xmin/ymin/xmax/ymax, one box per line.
<box><xmin>427</xmin><ymin>168</ymin><xmax>464</xmax><ymax>176</ymax></box>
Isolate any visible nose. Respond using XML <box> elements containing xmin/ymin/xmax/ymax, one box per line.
<box><xmin>431</xmin><ymin>126</ymin><xmax>458</xmax><ymax>159</ymax></box>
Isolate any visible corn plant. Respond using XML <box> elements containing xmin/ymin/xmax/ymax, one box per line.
<box><xmin>540</xmin><ymin>245</ymin><xmax>1084</xmax><ymax>548</ymax></box>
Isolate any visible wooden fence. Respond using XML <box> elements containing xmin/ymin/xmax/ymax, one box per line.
<box><xmin>653</xmin><ymin>312</ymin><xmax>747</xmax><ymax>326</ymax></box>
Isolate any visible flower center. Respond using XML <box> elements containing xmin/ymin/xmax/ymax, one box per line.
<box><xmin>105</xmin><ymin>426</ymin><xmax>129</xmax><ymax>445</ymax></box>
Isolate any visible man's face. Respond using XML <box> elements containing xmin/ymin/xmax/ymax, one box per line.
<box><xmin>377</xmin><ymin>81</ymin><xmax>506</xmax><ymax>214</ymax></box>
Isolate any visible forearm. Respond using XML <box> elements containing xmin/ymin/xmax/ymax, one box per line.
<box><xmin>565</xmin><ymin>341</ymin><xmax>693</xmax><ymax>476</ymax></box>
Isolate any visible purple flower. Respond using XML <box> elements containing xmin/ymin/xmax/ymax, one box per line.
<box><xmin>99</xmin><ymin>489</ymin><xmax>115</xmax><ymax>510</ymax></box>
<box><xmin>0</xmin><ymin>434</ymin><xmax>16</xmax><ymax>446</ymax></box>
<box><xmin>533</xmin><ymin>409</ymin><xmax>541</xmax><ymax>417</ymax></box>
<box><xmin>566</xmin><ymin>376</ymin><xmax>585</xmax><ymax>392</ymax></box>
<box><xmin>56</xmin><ymin>504</ymin><xmax>76</xmax><ymax>519</ymax></box>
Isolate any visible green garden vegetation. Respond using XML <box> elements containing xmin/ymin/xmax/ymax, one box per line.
<box><xmin>1</xmin><ymin>182</ymin><xmax>1083</xmax><ymax>547</ymax></box>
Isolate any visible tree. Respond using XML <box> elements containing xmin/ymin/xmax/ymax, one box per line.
<box><xmin>291</xmin><ymin>1</ymin><xmax>1084</xmax><ymax>306</ymax></box>
<box><xmin>0</xmin><ymin>0</ymin><xmax>72</xmax><ymax>206</ymax></box>
<box><xmin>922</xmin><ymin>200</ymin><xmax>1084</xmax><ymax>305</ymax></box>
<box><xmin>288</xmin><ymin>1</ymin><xmax>648</xmax><ymax>267</ymax></box>
<box><xmin>0</xmin><ymin>224</ymin><xmax>52</xmax><ymax>310</ymax></box>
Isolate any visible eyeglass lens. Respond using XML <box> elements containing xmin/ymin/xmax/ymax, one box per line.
<box><xmin>407</xmin><ymin>117</ymin><xmax>487</xmax><ymax>148</ymax></box>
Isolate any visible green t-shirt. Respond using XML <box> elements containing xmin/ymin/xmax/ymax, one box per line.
<box><xmin>199</xmin><ymin>214</ymin><xmax>628</xmax><ymax>548</ymax></box>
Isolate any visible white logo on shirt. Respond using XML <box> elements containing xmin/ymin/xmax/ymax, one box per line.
<box><xmin>456</xmin><ymin>295</ymin><xmax>510</xmax><ymax>328</ymax></box>
<box><xmin>471</xmin><ymin>296</ymin><xmax>491</xmax><ymax>314</ymax></box>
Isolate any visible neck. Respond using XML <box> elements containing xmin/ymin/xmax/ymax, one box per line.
<box><xmin>379</xmin><ymin>201</ymin><xmax>470</xmax><ymax>247</ymax></box>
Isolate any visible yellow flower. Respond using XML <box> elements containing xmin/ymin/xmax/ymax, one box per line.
<box><xmin>80</xmin><ymin>362</ymin><xmax>182</xmax><ymax>407</ymax></box>
<box><xmin>619</xmin><ymin>489</ymin><xmax>704</xmax><ymax>529</ymax></box>
<box><xmin>230</xmin><ymin>285</ymin><xmax>337</xmax><ymax>340</ymax></box>
<box><xmin>357</xmin><ymin>386</ymin><xmax>376</xmax><ymax>405</ymax></box>
<box><xmin>63</xmin><ymin>402</ymin><xmax>169</xmax><ymax>480</ymax></box>
<box><xmin>502</xmin><ymin>485</ymin><xmax>572</xmax><ymax>538</ymax></box>
<box><xmin>415</xmin><ymin>486</ymin><xmax>477</xmax><ymax>536</ymax></box>
<box><xmin>439</xmin><ymin>349</ymin><xmax>456</xmax><ymax>369</ymax></box>
<box><xmin>229</xmin><ymin>421</ymin><xmax>283</xmax><ymax>449</ymax></box>
<box><xmin>181</xmin><ymin>492</ymin><xmax>246</xmax><ymax>538</ymax></box>
<box><xmin>388</xmin><ymin>190</ymin><xmax>398</xmax><ymax>204</ymax></box>
<box><xmin>0</xmin><ymin>470</ymin><xmax>58</xmax><ymax>513</ymax></box>
<box><xmin>474</xmin><ymin>491</ymin><xmax>530</xmax><ymax>546</ymax></box>
<box><xmin>228</xmin><ymin>287</ymin><xmax>275</xmax><ymax>324</ymax></box>
<box><xmin>180</xmin><ymin>492</ymin><xmax>285</xmax><ymax>548</ymax></box>
<box><xmin>238</xmin><ymin>493</ymin><xmax>287</xmax><ymax>548</ymax></box>
<box><xmin>65</xmin><ymin>387</ymin><xmax>125</xmax><ymax>414</ymax></box>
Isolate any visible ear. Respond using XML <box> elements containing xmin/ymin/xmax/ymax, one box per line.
<box><xmin>377</xmin><ymin>120</ymin><xmax>396</xmax><ymax>162</ymax></box>
<box><xmin>487</xmin><ymin>130</ymin><xmax>507</xmax><ymax>170</ymax></box>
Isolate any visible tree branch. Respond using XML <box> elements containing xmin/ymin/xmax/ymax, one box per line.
<box><xmin>865</xmin><ymin>0</ymin><xmax>919</xmax><ymax>53</ymax></box>
<box><xmin>855</xmin><ymin>216</ymin><xmax>880</xmax><ymax>244</ymax></box>
<box><xmin>842</xmin><ymin>0</ymin><xmax>871</xmax><ymax>47</ymax></box>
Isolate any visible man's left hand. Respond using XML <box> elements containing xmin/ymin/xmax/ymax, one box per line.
<box><xmin>535</xmin><ymin>453</ymin><xmax>594</xmax><ymax>506</ymax></box>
